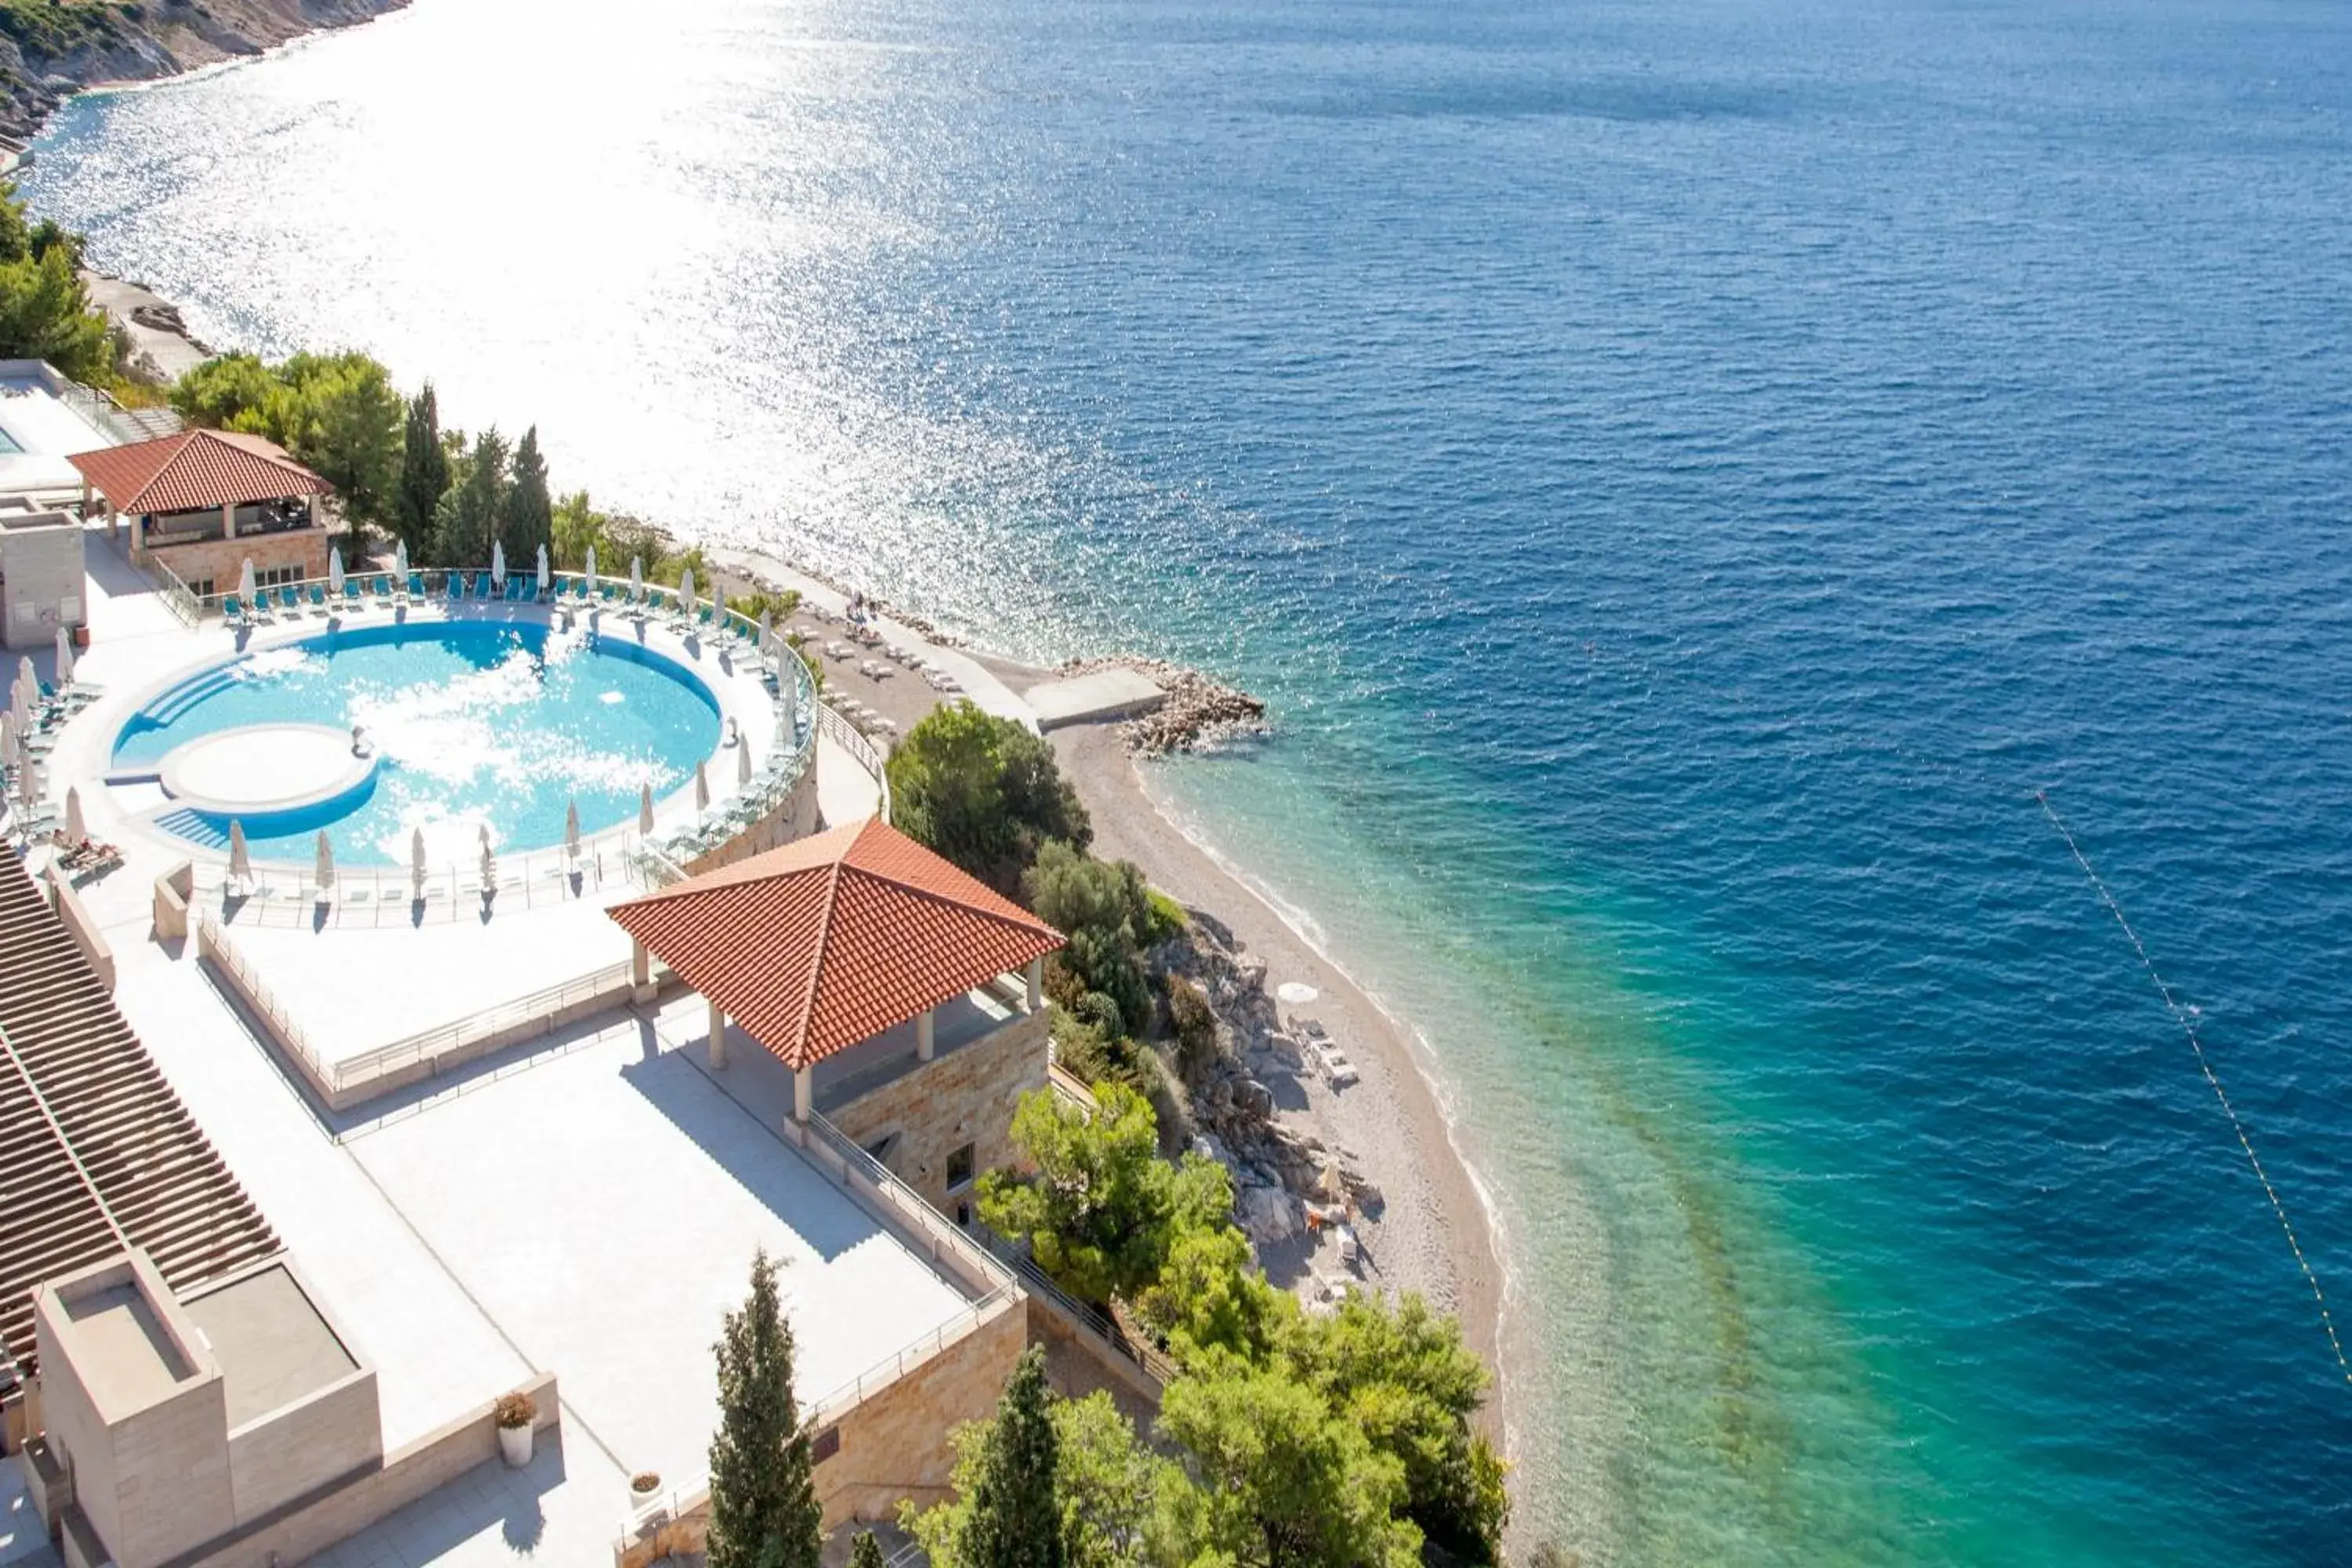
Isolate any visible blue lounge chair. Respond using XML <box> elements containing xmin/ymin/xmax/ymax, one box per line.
<box><xmin>278</xmin><ymin>586</ymin><xmax>302</xmax><ymax>615</ymax></box>
<box><xmin>343</xmin><ymin>580</ymin><xmax>363</xmax><ymax>609</ymax></box>
<box><xmin>308</xmin><ymin>583</ymin><xmax>328</xmax><ymax>613</ymax></box>
<box><xmin>519</xmin><ymin>579</ymin><xmax>538</xmax><ymax>604</ymax></box>
<box><xmin>372</xmin><ymin>575</ymin><xmax>394</xmax><ymax>607</ymax></box>
<box><xmin>408</xmin><ymin>572</ymin><xmax>425</xmax><ymax>600</ymax></box>
<box><xmin>503</xmin><ymin>577</ymin><xmax>521</xmax><ymax>601</ymax></box>
<box><xmin>223</xmin><ymin>593</ymin><xmax>245</xmax><ymax>626</ymax></box>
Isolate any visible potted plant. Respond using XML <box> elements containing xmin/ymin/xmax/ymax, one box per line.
<box><xmin>493</xmin><ymin>1392</ymin><xmax>535</xmax><ymax>1468</ymax></box>
<box><xmin>630</xmin><ymin>1471</ymin><xmax>665</xmax><ymax>1525</ymax></box>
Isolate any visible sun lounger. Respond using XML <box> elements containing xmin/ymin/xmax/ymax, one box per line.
<box><xmin>308</xmin><ymin>584</ymin><xmax>329</xmax><ymax>613</ymax></box>
<box><xmin>278</xmin><ymin>586</ymin><xmax>302</xmax><ymax>615</ymax></box>
<box><xmin>372</xmin><ymin>575</ymin><xmax>394</xmax><ymax>607</ymax></box>
<box><xmin>519</xmin><ymin>579</ymin><xmax>538</xmax><ymax>604</ymax></box>
<box><xmin>408</xmin><ymin>572</ymin><xmax>426</xmax><ymax>601</ymax></box>
<box><xmin>223</xmin><ymin>593</ymin><xmax>246</xmax><ymax>626</ymax></box>
<box><xmin>343</xmin><ymin>581</ymin><xmax>363</xmax><ymax>610</ymax></box>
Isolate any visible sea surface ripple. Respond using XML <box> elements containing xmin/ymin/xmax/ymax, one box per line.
<box><xmin>24</xmin><ymin>0</ymin><xmax>2352</xmax><ymax>1560</ymax></box>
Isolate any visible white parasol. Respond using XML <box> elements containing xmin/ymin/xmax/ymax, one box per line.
<box><xmin>328</xmin><ymin>546</ymin><xmax>345</xmax><ymax>596</ymax></box>
<box><xmin>564</xmin><ymin>797</ymin><xmax>581</xmax><ymax>859</ymax></box>
<box><xmin>410</xmin><ymin>826</ymin><xmax>428</xmax><ymax>897</ymax></box>
<box><xmin>394</xmin><ymin>539</ymin><xmax>409</xmax><ymax>580</ymax></box>
<box><xmin>227</xmin><ymin>820</ymin><xmax>251</xmax><ymax>888</ymax></box>
<box><xmin>757</xmin><ymin>607</ymin><xmax>773</xmax><ymax>656</ymax></box>
<box><xmin>238</xmin><ymin>557</ymin><xmax>257</xmax><ymax>605</ymax></box>
<box><xmin>53</xmin><ymin>626</ymin><xmax>72</xmax><ymax>685</ymax></box>
<box><xmin>737</xmin><ymin>736</ymin><xmax>752</xmax><ymax>786</ymax></box>
<box><xmin>9</xmin><ymin>675</ymin><xmax>29</xmax><ymax>740</ymax></box>
<box><xmin>535</xmin><ymin>543</ymin><xmax>550</xmax><ymax>593</ymax></box>
<box><xmin>679</xmin><ymin>567</ymin><xmax>697</xmax><ymax>621</ymax></box>
<box><xmin>584</xmin><ymin>545</ymin><xmax>598</xmax><ymax>599</ymax></box>
<box><xmin>630</xmin><ymin>555</ymin><xmax>644</xmax><ymax>602</ymax></box>
<box><xmin>694</xmin><ymin>759</ymin><xmax>710</xmax><ymax>811</ymax></box>
<box><xmin>16</xmin><ymin>756</ymin><xmax>38</xmax><ymax>812</ymax></box>
<box><xmin>1</xmin><ymin>710</ymin><xmax>15</xmax><ymax>770</ymax></box>
<box><xmin>63</xmin><ymin>785</ymin><xmax>83</xmax><ymax>843</ymax></box>
<box><xmin>637</xmin><ymin>782</ymin><xmax>655</xmax><ymax>835</ymax></box>
<box><xmin>314</xmin><ymin>829</ymin><xmax>335</xmax><ymax>895</ymax></box>
<box><xmin>492</xmin><ymin>540</ymin><xmax>506</xmax><ymax>587</ymax></box>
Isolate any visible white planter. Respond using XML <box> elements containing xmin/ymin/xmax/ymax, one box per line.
<box><xmin>498</xmin><ymin>1421</ymin><xmax>532</xmax><ymax>1468</ymax></box>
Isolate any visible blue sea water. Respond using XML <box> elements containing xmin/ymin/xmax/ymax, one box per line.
<box><xmin>22</xmin><ymin>0</ymin><xmax>2352</xmax><ymax>1559</ymax></box>
<box><xmin>114</xmin><ymin>621</ymin><xmax>714</xmax><ymax>862</ymax></box>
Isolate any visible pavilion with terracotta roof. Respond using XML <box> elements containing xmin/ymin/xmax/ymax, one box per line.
<box><xmin>71</xmin><ymin>427</ymin><xmax>333</xmax><ymax>588</ymax></box>
<box><xmin>609</xmin><ymin>817</ymin><xmax>1065</xmax><ymax>1125</ymax></box>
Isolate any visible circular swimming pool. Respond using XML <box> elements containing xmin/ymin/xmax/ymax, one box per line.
<box><xmin>115</xmin><ymin>620</ymin><xmax>720</xmax><ymax>864</ymax></box>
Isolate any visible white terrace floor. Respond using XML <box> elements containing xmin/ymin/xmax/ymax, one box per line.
<box><xmin>10</xmin><ymin>530</ymin><xmax>952</xmax><ymax>1567</ymax></box>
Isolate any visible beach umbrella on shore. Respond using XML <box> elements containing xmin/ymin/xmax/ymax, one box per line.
<box><xmin>53</xmin><ymin>626</ymin><xmax>72</xmax><ymax>686</ymax></box>
<box><xmin>394</xmin><ymin>539</ymin><xmax>409</xmax><ymax>581</ymax></box>
<box><xmin>583</xmin><ymin>546</ymin><xmax>598</xmax><ymax>599</ymax></box>
<box><xmin>535</xmin><ymin>543</ymin><xmax>550</xmax><ymax>594</ymax></box>
<box><xmin>238</xmin><ymin>557</ymin><xmax>257</xmax><ymax>606</ymax></box>
<box><xmin>637</xmin><ymin>782</ymin><xmax>655</xmax><ymax>836</ymax></box>
<box><xmin>630</xmin><ymin>556</ymin><xmax>644</xmax><ymax>603</ymax></box>
<box><xmin>227</xmin><ymin>821</ymin><xmax>251</xmax><ymax>890</ymax></box>
<box><xmin>694</xmin><ymin>760</ymin><xmax>710</xmax><ymax>812</ymax></box>
<box><xmin>63</xmin><ymin>786</ymin><xmax>83</xmax><ymax>844</ymax></box>
<box><xmin>491</xmin><ymin>540</ymin><xmax>506</xmax><ymax>588</ymax></box>
<box><xmin>313</xmin><ymin>829</ymin><xmax>335</xmax><ymax>895</ymax></box>
<box><xmin>328</xmin><ymin>546</ymin><xmax>345</xmax><ymax>597</ymax></box>
<box><xmin>410</xmin><ymin>827</ymin><xmax>427</xmax><ymax>897</ymax></box>
<box><xmin>564</xmin><ymin>797</ymin><xmax>581</xmax><ymax>859</ymax></box>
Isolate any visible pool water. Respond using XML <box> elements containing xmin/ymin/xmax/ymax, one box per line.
<box><xmin>117</xmin><ymin>620</ymin><xmax>719</xmax><ymax>865</ymax></box>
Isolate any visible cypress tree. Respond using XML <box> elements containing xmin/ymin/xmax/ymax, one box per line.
<box><xmin>430</xmin><ymin>426</ymin><xmax>506</xmax><ymax>568</ymax></box>
<box><xmin>848</xmin><ymin>1532</ymin><xmax>885</xmax><ymax>1568</ymax></box>
<box><xmin>960</xmin><ymin>1346</ymin><xmax>1065</xmax><ymax>1568</ymax></box>
<box><xmin>706</xmin><ymin>1249</ymin><xmax>822</xmax><ymax>1568</ymax></box>
<box><xmin>397</xmin><ymin>383</ymin><xmax>451</xmax><ymax>558</ymax></box>
<box><xmin>500</xmin><ymin>424</ymin><xmax>553</xmax><ymax>568</ymax></box>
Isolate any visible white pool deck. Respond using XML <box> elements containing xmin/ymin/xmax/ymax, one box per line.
<box><xmin>13</xmin><ymin>528</ymin><xmax>974</xmax><ymax>1568</ymax></box>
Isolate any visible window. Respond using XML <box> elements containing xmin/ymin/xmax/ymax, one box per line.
<box><xmin>946</xmin><ymin>1142</ymin><xmax>976</xmax><ymax>1192</ymax></box>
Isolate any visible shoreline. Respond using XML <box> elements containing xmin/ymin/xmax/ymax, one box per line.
<box><xmin>710</xmin><ymin>546</ymin><xmax>1512</xmax><ymax>1413</ymax></box>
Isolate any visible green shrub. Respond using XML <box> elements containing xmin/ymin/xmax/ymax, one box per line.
<box><xmin>888</xmin><ymin>703</ymin><xmax>1091</xmax><ymax>898</ymax></box>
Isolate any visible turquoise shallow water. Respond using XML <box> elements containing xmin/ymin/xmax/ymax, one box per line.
<box><xmin>115</xmin><ymin>621</ymin><xmax>714</xmax><ymax>862</ymax></box>
<box><xmin>24</xmin><ymin>0</ymin><xmax>2352</xmax><ymax>1559</ymax></box>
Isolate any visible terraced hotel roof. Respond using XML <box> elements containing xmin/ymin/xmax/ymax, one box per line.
<box><xmin>609</xmin><ymin>818</ymin><xmax>1063</xmax><ymax>1070</ymax></box>
<box><xmin>0</xmin><ymin>858</ymin><xmax>280</xmax><ymax>1377</ymax></box>
<box><xmin>68</xmin><ymin>426</ymin><xmax>330</xmax><ymax>515</ymax></box>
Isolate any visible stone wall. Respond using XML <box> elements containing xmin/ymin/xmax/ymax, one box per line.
<box><xmin>827</xmin><ymin>1010</ymin><xmax>1049</xmax><ymax>1214</ymax></box>
<box><xmin>136</xmin><ymin>528</ymin><xmax>328</xmax><ymax>594</ymax></box>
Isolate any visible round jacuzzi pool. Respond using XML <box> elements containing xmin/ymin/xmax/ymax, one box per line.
<box><xmin>115</xmin><ymin>620</ymin><xmax>720</xmax><ymax>863</ymax></box>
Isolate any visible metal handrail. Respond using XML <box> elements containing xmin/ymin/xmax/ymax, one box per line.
<box><xmin>334</xmin><ymin>956</ymin><xmax>636</xmax><ymax>1087</ymax></box>
<box><xmin>194</xmin><ymin>910</ymin><xmax>326</xmax><ymax>1081</ymax></box>
<box><xmin>816</xmin><ymin>702</ymin><xmax>893</xmax><ymax>824</ymax></box>
<box><xmin>800</xmin><ymin>1108</ymin><xmax>1017</xmax><ymax>1295</ymax></box>
<box><xmin>973</xmin><ymin>1222</ymin><xmax>1175</xmax><ymax>1388</ymax></box>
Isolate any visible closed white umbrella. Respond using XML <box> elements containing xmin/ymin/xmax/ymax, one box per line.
<box><xmin>63</xmin><ymin>785</ymin><xmax>83</xmax><ymax>842</ymax></box>
<box><xmin>238</xmin><ymin>557</ymin><xmax>257</xmax><ymax>605</ymax></box>
<box><xmin>536</xmin><ymin>543</ymin><xmax>550</xmax><ymax>593</ymax></box>
<box><xmin>9</xmin><ymin>677</ymin><xmax>29</xmax><ymax>739</ymax></box>
<box><xmin>637</xmin><ymin>782</ymin><xmax>654</xmax><ymax>835</ymax></box>
<box><xmin>16</xmin><ymin>757</ymin><xmax>38</xmax><ymax>812</ymax></box>
<box><xmin>227</xmin><ymin>821</ymin><xmax>251</xmax><ymax>888</ymax></box>
<box><xmin>480</xmin><ymin>840</ymin><xmax>495</xmax><ymax>884</ymax></box>
<box><xmin>583</xmin><ymin>545</ymin><xmax>597</xmax><ymax>597</ymax></box>
<box><xmin>630</xmin><ymin>555</ymin><xmax>644</xmax><ymax>602</ymax></box>
<box><xmin>491</xmin><ymin>539</ymin><xmax>506</xmax><ymax>586</ymax></box>
<box><xmin>1</xmin><ymin>710</ymin><xmax>15</xmax><ymax>770</ymax></box>
<box><xmin>757</xmin><ymin>607</ymin><xmax>773</xmax><ymax>656</ymax></box>
<box><xmin>394</xmin><ymin>539</ymin><xmax>409</xmax><ymax>580</ymax></box>
<box><xmin>328</xmin><ymin>546</ymin><xmax>345</xmax><ymax>596</ymax></box>
<box><xmin>736</xmin><ymin>735</ymin><xmax>752</xmax><ymax>786</ymax></box>
<box><xmin>564</xmin><ymin>797</ymin><xmax>580</xmax><ymax>858</ymax></box>
<box><xmin>410</xmin><ymin>826</ymin><xmax>428</xmax><ymax>896</ymax></box>
<box><xmin>314</xmin><ymin>829</ymin><xmax>335</xmax><ymax>895</ymax></box>
<box><xmin>694</xmin><ymin>759</ymin><xmax>710</xmax><ymax>811</ymax></box>
<box><xmin>16</xmin><ymin>656</ymin><xmax>33</xmax><ymax>702</ymax></box>
<box><xmin>53</xmin><ymin>626</ymin><xmax>71</xmax><ymax>685</ymax></box>
<box><xmin>679</xmin><ymin>567</ymin><xmax>697</xmax><ymax>620</ymax></box>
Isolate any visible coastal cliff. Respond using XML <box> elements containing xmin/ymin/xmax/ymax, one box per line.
<box><xmin>0</xmin><ymin>0</ymin><xmax>406</xmax><ymax>138</ymax></box>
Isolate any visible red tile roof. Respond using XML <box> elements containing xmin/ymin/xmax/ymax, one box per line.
<box><xmin>608</xmin><ymin>818</ymin><xmax>1065</xmax><ymax>1071</ymax></box>
<box><xmin>69</xmin><ymin>428</ymin><xmax>331</xmax><ymax>516</ymax></box>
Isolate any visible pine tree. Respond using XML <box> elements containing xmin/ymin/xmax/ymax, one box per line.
<box><xmin>397</xmin><ymin>383</ymin><xmax>451</xmax><ymax>558</ymax></box>
<box><xmin>960</xmin><ymin>1346</ymin><xmax>1065</xmax><ymax>1568</ymax></box>
<box><xmin>706</xmin><ymin>1249</ymin><xmax>822</xmax><ymax>1568</ymax></box>
<box><xmin>499</xmin><ymin>424</ymin><xmax>553</xmax><ymax>568</ymax></box>
<box><xmin>849</xmin><ymin>1532</ymin><xmax>885</xmax><ymax>1568</ymax></box>
<box><xmin>430</xmin><ymin>426</ymin><xmax>507</xmax><ymax>568</ymax></box>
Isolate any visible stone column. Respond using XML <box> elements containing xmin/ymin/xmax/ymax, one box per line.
<box><xmin>707</xmin><ymin>996</ymin><xmax>728</xmax><ymax>1069</ymax></box>
<box><xmin>793</xmin><ymin>1066</ymin><xmax>812</xmax><ymax>1122</ymax></box>
<box><xmin>222</xmin><ymin>502</ymin><xmax>236</xmax><ymax>541</ymax></box>
<box><xmin>916</xmin><ymin>1007</ymin><xmax>935</xmax><ymax>1062</ymax></box>
<box><xmin>630</xmin><ymin>937</ymin><xmax>656</xmax><ymax>1005</ymax></box>
<box><xmin>1025</xmin><ymin>956</ymin><xmax>1044</xmax><ymax>1012</ymax></box>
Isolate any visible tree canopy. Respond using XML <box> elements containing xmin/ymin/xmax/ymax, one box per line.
<box><xmin>0</xmin><ymin>183</ymin><xmax>111</xmax><ymax>383</ymax></box>
<box><xmin>397</xmin><ymin>383</ymin><xmax>450</xmax><ymax>558</ymax></box>
<box><xmin>432</xmin><ymin>426</ymin><xmax>507</xmax><ymax>567</ymax></box>
<box><xmin>887</xmin><ymin>702</ymin><xmax>1091</xmax><ymax>898</ymax></box>
<box><xmin>706</xmin><ymin>1249</ymin><xmax>822</xmax><ymax>1568</ymax></box>
<box><xmin>170</xmin><ymin>350</ymin><xmax>403</xmax><ymax>539</ymax></box>
<box><xmin>500</xmin><ymin>424</ymin><xmax>553</xmax><ymax>568</ymax></box>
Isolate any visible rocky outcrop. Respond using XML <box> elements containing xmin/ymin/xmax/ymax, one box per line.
<box><xmin>1057</xmin><ymin>656</ymin><xmax>1269</xmax><ymax>755</ymax></box>
<box><xmin>0</xmin><ymin>0</ymin><xmax>408</xmax><ymax>140</ymax></box>
<box><xmin>1149</xmin><ymin>910</ymin><xmax>1379</xmax><ymax>1252</ymax></box>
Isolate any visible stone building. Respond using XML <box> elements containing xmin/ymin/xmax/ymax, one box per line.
<box><xmin>68</xmin><ymin>427</ymin><xmax>334</xmax><ymax>598</ymax></box>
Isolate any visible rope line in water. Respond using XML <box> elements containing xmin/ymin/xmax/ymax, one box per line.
<box><xmin>2036</xmin><ymin>790</ymin><xmax>2350</xmax><ymax>1386</ymax></box>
